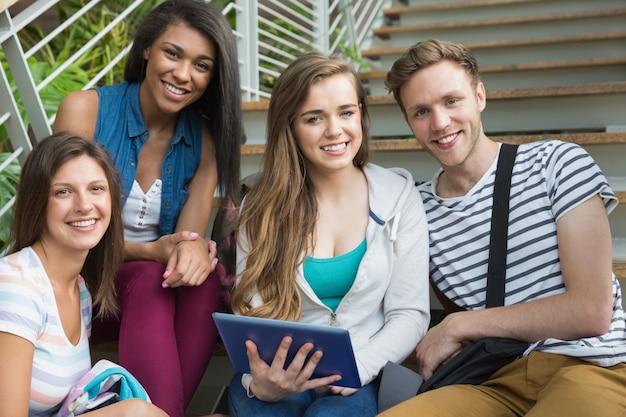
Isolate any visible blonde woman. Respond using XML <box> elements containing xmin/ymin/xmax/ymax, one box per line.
<box><xmin>229</xmin><ymin>53</ymin><xmax>431</xmax><ymax>417</ymax></box>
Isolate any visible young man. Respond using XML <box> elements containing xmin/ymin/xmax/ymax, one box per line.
<box><xmin>380</xmin><ymin>39</ymin><xmax>626</xmax><ymax>416</ymax></box>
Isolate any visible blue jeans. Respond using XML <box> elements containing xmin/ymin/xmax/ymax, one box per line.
<box><xmin>228</xmin><ymin>373</ymin><xmax>379</xmax><ymax>417</ymax></box>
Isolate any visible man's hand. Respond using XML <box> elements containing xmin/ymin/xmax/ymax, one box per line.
<box><xmin>414</xmin><ymin>316</ymin><xmax>465</xmax><ymax>380</ymax></box>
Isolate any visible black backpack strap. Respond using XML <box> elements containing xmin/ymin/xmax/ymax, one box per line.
<box><xmin>485</xmin><ymin>143</ymin><xmax>518</xmax><ymax>308</ymax></box>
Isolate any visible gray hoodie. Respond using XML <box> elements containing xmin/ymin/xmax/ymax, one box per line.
<box><xmin>237</xmin><ymin>163</ymin><xmax>431</xmax><ymax>387</ymax></box>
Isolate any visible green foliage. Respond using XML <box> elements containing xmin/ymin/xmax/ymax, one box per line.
<box><xmin>0</xmin><ymin>154</ymin><xmax>21</xmax><ymax>254</ymax></box>
<box><xmin>0</xmin><ymin>0</ymin><xmax>147</xmax><ymax>150</ymax></box>
<box><xmin>18</xmin><ymin>1</ymin><xmax>141</xmax><ymax>118</ymax></box>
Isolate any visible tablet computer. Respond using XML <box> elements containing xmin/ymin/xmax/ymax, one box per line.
<box><xmin>213</xmin><ymin>312</ymin><xmax>362</xmax><ymax>388</ymax></box>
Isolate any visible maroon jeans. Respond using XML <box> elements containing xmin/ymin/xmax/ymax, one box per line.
<box><xmin>91</xmin><ymin>261</ymin><xmax>221</xmax><ymax>417</ymax></box>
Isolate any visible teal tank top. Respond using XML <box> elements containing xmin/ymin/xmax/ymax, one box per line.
<box><xmin>303</xmin><ymin>238</ymin><xmax>366</xmax><ymax>311</ymax></box>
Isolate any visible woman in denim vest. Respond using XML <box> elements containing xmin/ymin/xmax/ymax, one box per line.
<box><xmin>54</xmin><ymin>1</ymin><xmax>241</xmax><ymax>416</ymax></box>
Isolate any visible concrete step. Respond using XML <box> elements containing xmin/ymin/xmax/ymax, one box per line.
<box><xmin>363</xmin><ymin>31</ymin><xmax>626</xmax><ymax>69</ymax></box>
<box><xmin>362</xmin><ymin>56</ymin><xmax>626</xmax><ymax>94</ymax></box>
<box><xmin>385</xmin><ymin>0</ymin><xmax>626</xmax><ymax>26</ymax></box>
<box><xmin>402</xmin><ymin>0</ymin><xmax>615</xmax><ymax>10</ymax></box>
<box><xmin>373</xmin><ymin>8</ymin><xmax>626</xmax><ymax>47</ymax></box>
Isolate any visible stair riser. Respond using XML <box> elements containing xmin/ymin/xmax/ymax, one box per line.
<box><xmin>377</xmin><ymin>38</ymin><xmax>626</xmax><ymax>69</ymax></box>
<box><xmin>385</xmin><ymin>15</ymin><xmax>626</xmax><ymax>47</ymax></box>
<box><xmin>367</xmin><ymin>65</ymin><xmax>626</xmax><ymax>94</ymax></box>
<box><xmin>397</xmin><ymin>0</ymin><xmax>626</xmax><ymax>26</ymax></box>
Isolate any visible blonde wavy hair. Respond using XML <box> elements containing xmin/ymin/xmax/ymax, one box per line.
<box><xmin>231</xmin><ymin>52</ymin><xmax>371</xmax><ymax>321</ymax></box>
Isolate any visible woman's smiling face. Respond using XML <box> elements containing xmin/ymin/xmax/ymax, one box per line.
<box><xmin>292</xmin><ymin>74</ymin><xmax>363</xmax><ymax>177</ymax></box>
<box><xmin>41</xmin><ymin>155</ymin><xmax>112</xmax><ymax>255</ymax></box>
<box><xmin>142</xmin><ymin>21</ymin><xmax>216</xmax><ymax>114</ymax></box>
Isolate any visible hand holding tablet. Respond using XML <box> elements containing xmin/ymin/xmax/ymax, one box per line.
<box><xmin>213</xmin><ymin>312</ymin><xmax>362</xmax><ymax>389</ymax></box>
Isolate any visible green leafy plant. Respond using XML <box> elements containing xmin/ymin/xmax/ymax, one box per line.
<box><xmin>18</xmin><ymin>1</ymin><xmax>140</xmax><ymax>116</ymax></box>
<box><xmin>0</xmin><ymin>154</ymin><xmax>21</xmax><ymax>254</ymax></box>
<box><xmin>0</xmin><ymin>0</ymin><xmax>155</xmax><ymax>252</ymax></box>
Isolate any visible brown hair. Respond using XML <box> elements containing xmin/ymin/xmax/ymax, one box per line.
<box><xmin>385</xmin><ymin>39</ymin><xmax>481</xmax><ymax>114</ymax></box>
<box><xmin>231</xmin><ymin>52</ymin><xmax>370</xmax><ymax>321</ymax></box>
<box><xmin>9</xmin><ymin>132</ymin><xmax>124</xmax><ymax>318</ymax></box>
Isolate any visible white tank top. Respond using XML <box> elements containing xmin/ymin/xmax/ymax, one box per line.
<box><xmin>122</xmin><ymin>179</ymin><xmax>162</xmax><ymax>242</ymax></box>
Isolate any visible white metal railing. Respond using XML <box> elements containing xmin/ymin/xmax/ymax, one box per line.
<box><xmin>237</xmin><ymin>0</ymin><xmax>385</xmax><ymax>101</ymax></box>
<box><xmin>0</xmin><ymin>0</ymin><xmax>385</xmax><ymax>249</ymax></box>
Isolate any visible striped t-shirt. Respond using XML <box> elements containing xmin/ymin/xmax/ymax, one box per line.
<box><xmin>0</xmin><ymin>246</ymin><xmax>92</xmax><ymax>416</ymax></box>
<box><xmin>418</xmin><ymin>140</ymin><xmax>626</xmax><ymax>367</ymax></box>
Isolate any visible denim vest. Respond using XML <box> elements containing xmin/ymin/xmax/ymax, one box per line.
<box><xmin>93</xmin><ymin>82</ymin><xmax>203</xmax><ymax>236</ymax></box>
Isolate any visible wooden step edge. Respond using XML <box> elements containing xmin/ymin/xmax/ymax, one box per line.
<box><xmin>244</xmin><ymin>82</ymin><xmax>626</xmax><ymax>113</ymax></box>
<box><xmin>385</xmin><ymin>0</ymin><xmax>543</xmax><ymax>19</ymax></box>
<box><xmin>362</xmin><ymin>31</ymin><xmax>626</xmax><ymax>59</ymax></box>
<box><xmin>487</xmin><ymin>81</ymin><xmax>626</xmax><ymax>100</ymax></box>
<box><xmin>360</xmin><ymin>57</ymin><xmax>626</xmax><ymax>80</ymax></box>
<box><xmin>373</xmin><ymin>8</ymin><xmax>626</xmax><ymax>36</ymax></box>
<box><xmin>241</xmin><ymin>143</ymin><xmax>266</xmax><ymax>155</ymax></box>
<box><xmin>363</xmin><ymin>82</ymin><xmax>626</xmax><ymax>103</ymax></box>
<box><xmin>243</xmin><ymin>132</ymin><xmax>626</xmax><ymax>155</ymax></box>
<box><xmin>242</xmin><ymin>98</ymin><xmax>270</xmax><ymax>111</ymax></box>
<box><xmin>482</xmin><ymin>57</ymin><xmax>626</xmax><ymax>72</ymax></box>
<box><xmin>359</xmin><ymin>70</ymin><xmax>389</xmax><ymax>80</ymax></box>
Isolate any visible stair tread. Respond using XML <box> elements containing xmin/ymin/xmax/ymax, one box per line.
<box><xmin>364</xmin><ymin>82</ymin><xmax>626</xmax><ymax>103</ymax></box>
<box><xmin>373</xmin><ymin>8</ymin><xmax>626</xmax><ymax>37</ymax></box>
<box><xmin>244</xmin><ymin>82</ymin><xmax>626</xmax><ymax>112</ymax></box>
<box><xmin>243</xmin><ymin>131</ymin><xmax>626</xmax><ymax>154</ymax></box>
<box><xmin>362</xmin><ymin>31</ymin><xmax>626</xmax><ymax>59</ymax></box>
<box><xmin>360</xmin><ymin>57</ymin><xmax>626</xmax><ymax>80</ymax></box>
<box><xmin>384</xmin><ymin>0</ymin><xmax>543</xmax><ymax>18</ymax></box>
<box><xmin>486</xmin><ymin>81</ymin><xmax>626</xmax><ymax>99</ymax></box>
